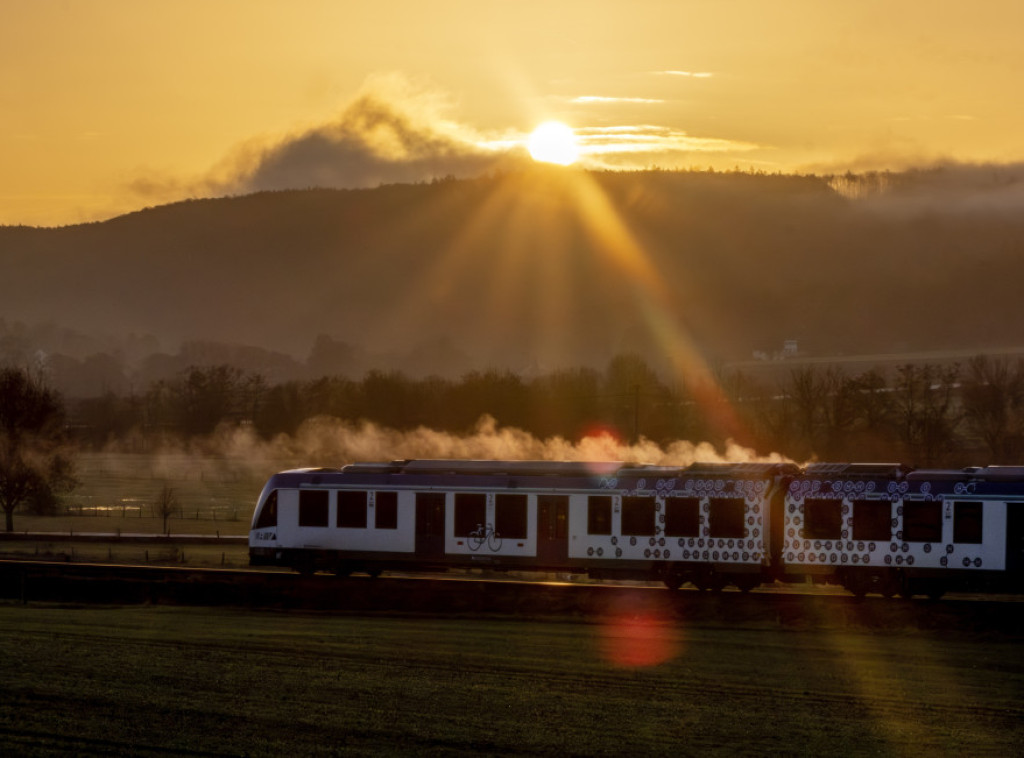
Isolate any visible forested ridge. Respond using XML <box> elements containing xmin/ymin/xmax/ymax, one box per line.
<box><xmin>4</xmin><ymin>167</ymin><xmax>1024</xmax><ymax>466</ymax></box>
<box><xmin>3</xmin><ymin>167</ymin><xmax>1024</xmax><ymax>381</ymax></box>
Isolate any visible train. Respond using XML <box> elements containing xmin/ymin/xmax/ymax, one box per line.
<box><xmin>249</xmin><ymin>459</ymin><xmax>1024</xmax><ymax>598</ymax></box>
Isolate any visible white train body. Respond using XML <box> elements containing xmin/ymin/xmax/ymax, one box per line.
<box><xmin>250</xmin><ymin>459</ymin><xmax>1024</xmax><ymax>597</ymax></box>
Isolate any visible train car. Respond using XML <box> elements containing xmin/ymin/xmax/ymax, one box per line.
<box><xmin>250</xmin><ymin>458</ymin><xmax>1024</xmax><ymax>596</ymax></box>
<box><xmin>249</xmin><ymin>459</ymin><xmax>797</xmax><ymax>589</ymax></box>
<box><xmin>784</xmin><ymin>463</ymin><xmax>1024</xmax><ymax>598</ymax></box>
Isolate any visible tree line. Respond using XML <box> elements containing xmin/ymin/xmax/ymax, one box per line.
<box><xmin>68</xmin><ymin>353</ymin><xmax>1024</xmax><ymax>467</ymax></box>
<box><xmin>4</xmin><ymin>354</ymin><xmax>1024</xmax><ymax>532</ymax></box>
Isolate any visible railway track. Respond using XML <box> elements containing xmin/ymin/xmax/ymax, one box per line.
<box><xmin>2</xmin><ymin>559</ymin><xmax>1022</xmax><ymax>634</ymax></box>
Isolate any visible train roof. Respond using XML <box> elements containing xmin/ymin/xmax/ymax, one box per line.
<box><xmin>799</xmin><ymin>462</ymin><xmax>910</xmax><ymax>478</ymax></box>
<box><xmin>339</xmin><ymin>459</ymin><xmax>797</xmax><ymax>479</ymax></box>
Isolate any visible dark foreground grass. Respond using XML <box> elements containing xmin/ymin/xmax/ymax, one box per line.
<box><xmin>0</xmin><ymin>603</ymin><xmax>1021</xmax><ymax>757</ymax></box>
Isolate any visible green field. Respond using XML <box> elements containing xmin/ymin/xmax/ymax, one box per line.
<box><xmin>0</xmin><ymin>603</ymin><xmax>1021</xmax><ymax>756</ymax></box>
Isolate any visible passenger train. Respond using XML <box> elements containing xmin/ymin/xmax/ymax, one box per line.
<box><xmin>249</xmin><ymin>459</ymin><xmax>1024</xmax><ymax>598</ymax></box>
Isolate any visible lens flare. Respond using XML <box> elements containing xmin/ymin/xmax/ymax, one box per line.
<box><xmin>598</xmin><ymin>593</ymin><xmax>681</xmax><ymax>668</ymax></box>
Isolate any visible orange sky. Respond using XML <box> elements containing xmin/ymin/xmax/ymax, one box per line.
<box><xmin>3</xmin><ymin>0</ymin><xmax>1023</xmax><ymax>226</ymax></box>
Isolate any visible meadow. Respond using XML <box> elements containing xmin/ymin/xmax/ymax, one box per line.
<box><xmin>0</xmin><ymin>603</ymin><xmax>1020</xmax><ymax>756</ymax></box>
<box><xmin>4</xmin><ymin>452</ymin><xmax>1023</xmax><ymax>755</ymax></box>
<box><xmin>60</xmin><ymin>451</ymin><xmax>272</xmax><ymax>526</ymax></box>
<box><xmin>0</xmin><ymin>452</ymin><xmax>265</xmax><ymax>566</ymax></box>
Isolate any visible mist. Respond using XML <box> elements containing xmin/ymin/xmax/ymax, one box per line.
<box><xmin>830</xmin><ymin>161</ymin><xmax>1024</xmax><ymax>216</ymax></box>
<box><xmin>138</xmin><ymin>415</ymin><xmax>790</xmax><ymax>481</ymax></box>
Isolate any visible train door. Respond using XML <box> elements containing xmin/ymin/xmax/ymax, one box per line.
<box><xmin>415</xmin><ymin>492</ymin><xmax>446</xmax><ymax>560</ymax></box>
<box><xmin>767</xmin><ymin>486</ymin><xmax>788</xmax><ymax>577</ymax></box>
<box><xmin>537</xmin><ymin>495</ymin><xmax>569</xmax><ymax>567</ymax></box>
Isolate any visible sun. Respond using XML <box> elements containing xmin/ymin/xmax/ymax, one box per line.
<box><xmin>527</xmin><ymin>121</ymin><xmax>579</xmax><ymax>165</ymax></box>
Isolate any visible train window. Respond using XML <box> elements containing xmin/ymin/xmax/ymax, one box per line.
<box><xmin>254</xmin><ymin>490</ymin><xmax>277</xmax><ymax>529</ymax></box>
<box><xmin>903</xmin><ymin>501</ymin><xmax>942</xmax><ymax>542</ymax></box>
<box><xmin>709</xmin><ymin>498</ymin><xmax>746</xmax><ymax>539</ymax></box>
<box><xmin>664</xmin><ymin>497</ymin><xmax>700</xmax><ymax>537</ymax></box>
<box><xmin>337</xmin><ymin>490</ymin><xmax>368</xmax><ymax>529</ymax></box>
<box><xmin>588</xmin><ymin>496</ymin><xmax>612</xmax><ymax>535</ymax></box>
<box><xmin>953</xmin><ymin>501</ymin><xmax>983</xmax><ymax>544</ymax></box>
<box><xmin>375</xmin><ymin>492</ymin><xmax>398</xmax><ymax>530</ymax></box>
<box><xmin>621</xmin><ymin>496</ymin><xmax>656</xmax><ymax>536</ymax></box>
<box><xmin>298</xmin><ymin>490</ymin><xmax>329</xmax><ymax>527</ymax></box>
<box><xmin>454</xmin><ymin>493</ymin><xmax>487</xmax><ymax>537</ymax></box>
<box><xmin>852</xmin><ymin>500</ymin><xmax>892</xmax><ymax>541</ymax></box>
<box><xmin>495</xmin><ymin>494</ymin><xmax>528</xmax><ymax>539</ymax></box>
<box><xmin>802</xmin><ymin>498</ymin><xmax>842</xmax><ymax>540</ymax></box>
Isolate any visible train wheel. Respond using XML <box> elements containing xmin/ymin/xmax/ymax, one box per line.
<box><xmin>926</xmin><ymin>584</ymin><xmax>946</xmax><ymax>601</ymax></box>
<box><xmin>661</xmin><ymin>565</ymin><xmax>685</xmax><ymax>590</ymax></box>
<box><xmin>897</xmin><ymin>573</ymin><xmax>915</xmax><ymax>600</ymax></box>
<box><xmin>734</xmin><ymin>575</ymin><xmax>759</xmax><ymax>593</ymax></box>
<box><xmin>693</xmin><ymin>568</ymin><xmax>716</xmax><ymax>592</ymax></box>
<box><xmin>880</xmin><ymin>572</ymin><xmax>900</xmax><ymax>599</ymax></box>
<box><xmin>708</xmin><ymin>575</ymin><xmax>727</xmax><ymax>593</ymax></box>
<box><xmin>842</xmin><ymin>571</ymin><xmax>868</xmax><ymax>598</ymax></box>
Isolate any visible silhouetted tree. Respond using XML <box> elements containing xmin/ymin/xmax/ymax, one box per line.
<box><xmin>961</xmin><ymin>356</ymin><xmax>1024</xmax><ymax>462</ymax></box>
<box><xmin>155</xmin><ymin>484</ymin><xmax>177</xmax><ymax>535</ymax></box>
<box><xmin>892</xmin><ymin>364</ymin><xmax>961</xmax><ymax>465</ymax></box>
<box><xmin>0</xmin><ymin>368</ymin><xmax>76</xmax><ymax>531</ymax></box>
<box><xmin>526</xmin><ymin>367</ymin><xmax>603</xmax><ymax>439</ymax></box>
<box><xmin>603</xmin><ymin>354</ymin><xmax>669</xmax><ymax>443</ymax></box>
<box><xmin>360</xmin><ymin>370</ymin><xmax>421</xmax><ymax>430</ymax></box>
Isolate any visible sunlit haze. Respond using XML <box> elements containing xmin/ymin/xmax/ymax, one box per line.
<box><xmin>3</xmin><ymin>1</ymin><xmax>1024</xmax><ymax>227</ymax></box>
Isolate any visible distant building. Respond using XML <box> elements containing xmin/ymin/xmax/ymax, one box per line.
<box><xmin>753</xmin><ymin>340</ymin><xmax>800</xmax><ymax>362</ymax></box>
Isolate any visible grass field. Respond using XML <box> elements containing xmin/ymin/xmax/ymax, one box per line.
<box><xmin>1</xmin><ymin>452</ymin><xmax>271</xmax><ymax>567</ymax></box>
<box><xmin>0</xmin><ymin>603</ymin><xmax>1021</xmax><ymax>756</ymax></box>
<box><xmin>10</xmin><ymin>451</ymin><xmax>272</xmax><ymax>538</ymax></box>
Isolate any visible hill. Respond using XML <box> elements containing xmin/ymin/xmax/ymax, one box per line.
<box><xmin>3</xmin><ymin>167</ymin><xmax>1024</xmax><ymax>380</ymax></box>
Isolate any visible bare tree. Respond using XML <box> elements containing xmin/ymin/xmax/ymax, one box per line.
<box><xmin>892</xmin><ymin>364</ymin><xmax>961</xmax><ymax>466</ymax></box>
<box><xmin>961</xmin><ymin>356</ymin><xmax>1024</xmax><ymax>462</ymax></box>
<box><xmin>155</xmin><ymin>484</ymin><xmax>177</xmax><ymax>536</ymax></box>
<box><xmin>0</xmin><ymin>368</ymin><xmax>76</xmax><ymax>531</ymax></box>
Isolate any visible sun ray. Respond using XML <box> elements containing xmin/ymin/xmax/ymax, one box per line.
<box><xmin>376</xmin><ymin>165</ymin><xmax>748</xmax><ymax>444</ymax></box>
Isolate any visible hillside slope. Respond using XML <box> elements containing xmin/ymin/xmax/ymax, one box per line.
<box><xmin>3</xmin><ymin>168</ymin><xmax>1023</xmax><ymax>374</ymax></box>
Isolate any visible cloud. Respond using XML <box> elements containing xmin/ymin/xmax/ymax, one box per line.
<box><xmin>125</xmin><ymin>72</ymin><xmax>758</xmax><ymax>203</ymax></box>
<box><xmin>578</xmin><ymin>125</ymin><xmax>759</xmax><ymax>162</ymax></box>
<box><xmin>572</xmin><ymin>96</ymin><xmax>666</xmax><ymax>105</ymax></box>
<box><xmin>222</xmin><ymin>74</ymin><xmax>522</xmax><ymax>193</ymax></box>
<box><xmin>654</xmin><ymin>70</ymin><xmax>713</xmax><ymax>78</ymax></box>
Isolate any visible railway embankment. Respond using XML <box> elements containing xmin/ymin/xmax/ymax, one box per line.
<box><xmin>2</xmin><ymin>559</ymin><xmax>1022</xmax><ymax>636</ymax></box>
